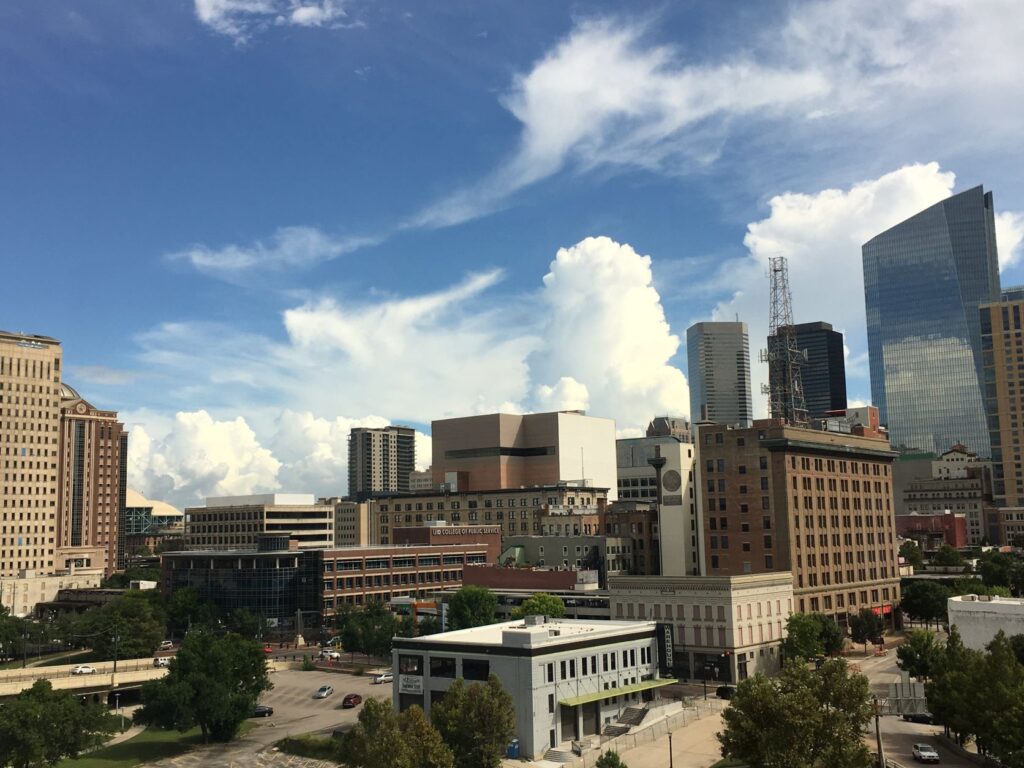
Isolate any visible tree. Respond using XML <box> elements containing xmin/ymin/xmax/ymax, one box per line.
<box><xmin>77</xmin><ymin>591</ymin><xmax>166</xmax><ymax>660</ymax></box>
<box><xmin>848</xmin><ymin>609</ymin><xmax>884</xmax><ymax>652</ymax></box>
<box><xmin>781</xmin><ymin>613</ymin><xmax>824</xmax><ymax>661</ymax></box>
<box><xmin>165</xmin><ymin>587</ymin><xmax>214</xmax><ymax>638</ymax></box>
<box><xmin>932</xmin><ymin>544</ymin><xmax>965</xmax><ymax>568</ymax></box>
<box><xmin>812</xmin><ymin>613</ymin><xmax>845</xmax><ymax>656</ymax></box>
<box><xmin>595</xmin><ymin>751</ymin><xmax>628</xmax><ymax>768</ymax></box>
<box><xmin>511</xmin><ymin>593</ymin><xmax>566</xmax><ymax>620</ymax></box>
<box><xmin>135</xmin><ymin>628</ymin><xmax>271</xmax><ymax>742</ymax></box>
<box><xmin>446</xmin><ymin>586</ymin><xmax>497</xmax><ymax>631</ymax></box>
<box><xmin>949</xmin><ymin>578</ymin><xmax>1011</xmax><ymax>598</ymax></box>
<box><xmin>418</xmin><ymin>615</ymin><xmax>442</xmax><ymax>636</ymax></box>
<box><xmin>976</xmin><ymin>632</ymin><xmax>1024</xmax><ymax>762</ymax></box>
<box><xmin>100</xmin><ymin>566</ymin><xmax>160</xmax><ymax>589</ymax></box>
<box><xmin>896</xmin><ymin>630</ymin><xmax>941</xmax><ymax>680</ymax></box>
<box><xmin>225</xmin><ymin>608</ymin><xmax>267</xmax><ymax>640</ymax></box>
<box><xmin>432</xmin><ymin>675</ymin><xmax>516</xmax><ymax>768</ymax></box>
<box><xmin>1009</xmin><ymin>634</ymin><xmax>1024</xmax><ymax>667</ymax></box>
<box><xmin>900</xmin><ymin>580</ymin><xmax>952</xmax><ymax>627</ymax></box>
<box><xmin>925</xmin><ymin>626</ymin><xmax>983</xmax><ymax>746</ymax></box>
<box><xmin>400</xmin><ymin>705</ymin><xmax>455</xmax><ymax>768</ymax></box>
<box><xmin>0</xmin><ymin>679</ymin><xmax>115</xmax><ymax>768</ymax></box>
<box><xmin>340</xmin><ymin>697</ymin><xmax>415</xmax><ymax>768</ymax></box>
<box><xmin>718</xmin><ymin>659</ymin><xmax>873</xmax><ymax>768</ymax></box>
<box><xmin>900</xmin><ymin>540</ymin><xmax>924</xmax><ymax>569</ymax></box>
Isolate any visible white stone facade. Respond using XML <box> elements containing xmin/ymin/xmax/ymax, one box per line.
<box><xmin>948</xmin><ymin>594</ymin><xmax>1024</xmax><ymax>651</ymax></box>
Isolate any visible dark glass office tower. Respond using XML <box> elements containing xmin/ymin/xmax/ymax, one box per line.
<box><xmin>768</xmin><ymin>321</ymin><xmax>847</xmax><ymax>420</ymax></box>
<box><xmin>862</xmin><ymin>186</ymin><xmax>1001</xmax><ymax>454</ymax></box>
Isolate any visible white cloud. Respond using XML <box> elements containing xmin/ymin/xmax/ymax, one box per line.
<box><xmin>67</xmin><ymin>365</ymin><xmax>138</xmax><ymax>386</ymax></box>
<box><xmin>194</xmin><ymin>0</ymin><xmax>349</xmax><ymax>41</ymax></box>
<box><xmin>127</xmin><ymin>410</ymin><xmax>281</xmax><ymax>509</ymax></box>
<box><xmin>534</xmin><ymin>377</ymin><xmax>590</xmax><ymax>412</ymax></box>
<box><xmin>167</xmin><ymin>226</ymin><xmax>377</xmax><ymax>280</ymax></box>
<box><xmin>996</xmin><ymin>211</ymin><xmax>1024</xmax><ymax>272</ymax></box>
<box><xmin>528</xmin><ymin>236</ymin><xmax>689</xmax><ymax>428</ymax></box>
<box><xmin>412</xmin><ymin>19</ymin><xmax>828</xmax><ymax>228</ymax></box>
<box><xmin>711</xmin><ymin>162</ymin><xmax>959</xmax><ymax>416</ymax></box>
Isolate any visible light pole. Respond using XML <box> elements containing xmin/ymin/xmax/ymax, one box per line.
<box><xmin>115</xmin><ymin>692</ymin><xmax>121</xmax><ymax>723</ymax></box>
<box><xmin>668</xmin><ymin>732</ymin><xmax>674</xmax><ymax>768</ymax></box>
<box><xmin>112</xmin><ymin>632</ymin><xmax>120</xmax><ymax>675</ymax></box>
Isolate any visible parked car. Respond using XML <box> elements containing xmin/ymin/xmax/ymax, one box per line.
<box><xmin>71</xmin><ymin>665</ymin><xmax>96</xmax><ymax>675</ymax></box>
<box><xmin>159</xmin><ymin>640</ymin><xmax>175</xmax><ymax>651</ymax></box>
<box><xmin>912</xmin><ymin>743</ymin><xmax>940</xmax><ymax>763</ymax></box>
<box><xmin>715</xmin><ymin>685</ymin><xmax>736</xmax><ymax>700</ymax></box>
<box><xmin>153</xmin><ymin>657</ymin><xmax>171</xmax><ymax>668</ymax></box>
<box><xmin>314</xmin><ymin>685</ymin><xmax>334</xmax><ymax>699</ymax></box>
<box><xmin>262</xmin><ymin>645</ymin><xmax>274</xmax><ymax>654</ymax></box>
<box><xmin>251</xmin><ymin>705</ymin><xmax>274</xmax><ymax>718</ymax></box>
<box><xmin>320</xmin><ymin>650</ymin><xmax>342</xmax><ymax>661</ymax></box>
<box><xmin>903</xmin><ymin>712</ymin><xmax>935</xmax><ymax>724</ymax></box>
<box><xmin>372</xmin><ymin>672</ymin><xmax>393</xmax><ymax>685</ymax></box>
<box><xmin>342</xmin><ymin>693</ymin><xmax>363</xmax><ymax>708</ymax></box>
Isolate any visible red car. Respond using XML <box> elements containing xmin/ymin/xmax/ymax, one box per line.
<box><xmin>262</xmin><ymin>645</ymin><xmax>274</xmax><ymax>654</ymax></box>
<box><xmin>341</xmin><ymin>693</ymin><xmax>362</xmax><ymax>708</ymax></box>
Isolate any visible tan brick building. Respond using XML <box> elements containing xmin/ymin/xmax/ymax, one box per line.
<box><xmin>368</xmin><ymin>484</ymin><xmax>608</xmax><ymax>545</ymax></box>
<box><xmin>56</xmin><ymin>385</ymin><xmax>128</xmax><ymax>575</ymax></box>
<box><xmin>185</xmin><ymin>493</ymin><xmax>334</xmax><ymax>550</ymax></box>
<box><xmin>697</xmin><ymin>419</ymin><xmax>900</xmax><ymax>623</ymax></box>
<box><xmin>0</xmin><ymin>331</ymin><xmax>62</xmax><ymax>578</ymax></box>
<box><xmin>981</xmin><ymin>293</ymin><xmax>1024</xmax><ymax>510</ymax></box>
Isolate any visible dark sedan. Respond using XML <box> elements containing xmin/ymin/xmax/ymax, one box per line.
<box><xmin>251</xmin><ymin>705</ymin><xmax>274</xmax><ymax>718</ymax></box>
<box><xmin>342</xmin><ymin>693</ymin><xmax>363</xmax><ymax>709</ymax></box>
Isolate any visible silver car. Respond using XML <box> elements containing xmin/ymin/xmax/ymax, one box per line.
<box><xmin>313</xmin><ymin>685</ymin><xmax>334</xmax><ymax>699</ymax></box>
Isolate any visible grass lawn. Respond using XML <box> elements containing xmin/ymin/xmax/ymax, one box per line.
<box><xmin>38</xmin><ymin>649</ymin><xmax>98</xmax><ymax>667</ymax></box>
<box><xmin>57</xmin><ymin>727</ymin><xmax>204</xmax><ymax>768</ymax></box>
<box><xmin>57</xmin><ymin>722</ymin><xmax>257</xmax><ymax>768</ymax></box>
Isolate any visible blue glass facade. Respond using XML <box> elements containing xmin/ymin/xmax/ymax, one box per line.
<box><xmin>862</xmin><ymin>186</ymin><xmax>1001</xmax><ymax>454</ymax></box>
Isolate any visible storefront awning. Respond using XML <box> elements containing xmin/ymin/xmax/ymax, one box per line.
<box><xmin>558</xmin><ymin>678</ymin><xmax>678</xmax><ymax>707</ymax></box>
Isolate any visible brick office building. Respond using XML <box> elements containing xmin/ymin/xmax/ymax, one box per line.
<box><xmin>698</xmin><ymin>417</ymin><xmax>901</xmax><ymax>624</ymax></box>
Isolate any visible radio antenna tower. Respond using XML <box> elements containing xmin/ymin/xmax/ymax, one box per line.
<box><xmin>764</xmin><ymin>256</ymin><xmax>808</xmax><ymax>425</ymax></box>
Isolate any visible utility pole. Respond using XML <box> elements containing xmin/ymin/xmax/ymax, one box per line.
<box><xmin>668</xmin><ymin>732</ymin><xmax>674</xmax><ymax>768</ymax></box>
<box><xmin>873</xmin><ymin>696</ymin><xmax>886</xmax><ymax>768</ymax></box>
<box><xmin>112</xmin><ymin>631</ymin><xmax>120</xmax><ymax>675</ymax></box>
<box><xmin>761</xmin><ymin>255</ymin><xmax>808</xmax><ymax>425</ymax></box>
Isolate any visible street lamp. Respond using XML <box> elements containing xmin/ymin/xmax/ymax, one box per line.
<box><xmin>873</xmin><ymin>696</ymin><xmax>886</xmax><ymax>768</ymax></box>
<box><xmin>114</xmin><ymin>692</ymin><xmax>121</xmax><ymax>723</ymax></box>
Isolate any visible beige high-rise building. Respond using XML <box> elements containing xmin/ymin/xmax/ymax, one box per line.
<box><xmin>697</xmin><ymin>415</ymin><xmax>901</xmax><ymax>624</ymax></box>
<box><xmin>431</xmin><ymin>411</ymin><xmax>617</xmax><ymax>498</ymax></box>
<box><xmin>981</xmin><ymin>292</ymin><xmax>1024</xmax><ymax>509</ymax></box>
<box><xmin>319</xmin><ymin>497</ymin><xmax>369</xmax><ymax>547</ymax></box>
<box><xmin>0</xmin><ymin>331</ymin><xmax>62</xmax><ymax>578</ymax></box>
<box><xmin>56</xmin><ymin>385</ymin><xmax>128</xmax><ymax>575</ymax></box>
<box><xmin>348</xmin><ymin>426</ymin><xmax>415</xmax><ymax>501</ymax></box>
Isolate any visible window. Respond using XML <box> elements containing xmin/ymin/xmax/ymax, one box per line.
<box><xmin>430</xmin><ymin>657</ymin><xmax>456</xmax><ymax>678</ymax></box>
<box><xmin>463</xmin><ymin>659</ymin><xmax>490</xmax><ymax>681</ymax></box>
<box><xmin>399</xmin><ymin>655</ymin><xmax>423</xmax><ymax>675</ymax></box>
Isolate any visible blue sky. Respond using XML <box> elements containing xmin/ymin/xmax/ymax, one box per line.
<box><xmin>3</xmin><ymin>0</ymin><xmax>1024</xmax><ymax>507</ymax></box>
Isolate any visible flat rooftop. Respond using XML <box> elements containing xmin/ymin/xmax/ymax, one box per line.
<box><xmin>401</xmin><ymin>617</ymin><xmax>655</xmax><ymax>649</ymax></box>
<box><xmin>201</xmin><ymin>493</ymin><xmax>318</xmax><ymax>508</ymax></box>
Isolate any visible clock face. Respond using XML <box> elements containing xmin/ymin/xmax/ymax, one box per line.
<box><xmin>76</xmin><ymin>403</ymin><xmax>87</xmax><ymax>414</ymax></box>
<box><xmin>663</xmin><ymin>469</ymin><xmax>682</xmax><ymax>492</ymax></box>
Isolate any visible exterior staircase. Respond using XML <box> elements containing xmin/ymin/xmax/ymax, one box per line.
<box><xmin>618</xmin><ymin>706</ymin><xmax>649</xmax><ymax>727</ymax></box>
<box><xmin>542</xmin><ymin>746</ymin><xmax>576</xmax><ymax>763</ymax></box>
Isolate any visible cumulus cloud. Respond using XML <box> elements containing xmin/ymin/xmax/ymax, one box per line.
<box><xmin>127</xmin><ymin>410</ymin><xmax>281</xmax><ymax>508</ymax></box>
<box><xmin>996</xmin><ymin>212</ymin><xmax>1024</xmax><ymax>271</ymax></box>
<box><xmin>194</xmin><ymin>0</ymin><xmax>350</xmax><ymax>42</ymax></box>
<box><xmin>131</xmin><ymin>236</ymin><xmax>693</xmax><ymax>504</ymax></box>
<box><xmin>710</xmin><ymin>162</ymin><xmax>1007</xmax><ymax>417</ymax></box>
<box><xmin>528</xmin><ymin>236</ymin><xmax>689</xmax><ymax>428</ymax></box>
<box><xmin>167</xmin><ymin>226</ymin><xmax>377</xmax><ymax>280</ymax></box>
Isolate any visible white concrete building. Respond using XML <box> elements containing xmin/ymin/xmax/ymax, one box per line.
<box><xmin>608</xmin><ymin>573</ymin><xmax>794</xmax><ymax>683</ymax></box>
<box><xmin>616</xmin><ymin>435</ymin><xmax>701</xmax><ymax>576</ymax></box>
<box><xmin>391</xmin><ymin>617</ymin><xmax>674</xmax><ymax>760</ymax></box>
<box><xmin>948</xmin><ymin>594</ymin><xmax>1024</xmax><ymax>651</ymax></box>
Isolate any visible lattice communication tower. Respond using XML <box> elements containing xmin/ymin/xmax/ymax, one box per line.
<box><xmin>765</xmin><ymin>256</ymin><xmax>808</xmax><ymax>425</ymax></box>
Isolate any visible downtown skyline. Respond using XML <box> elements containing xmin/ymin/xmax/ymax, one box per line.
<box><xmin>4</xmin><ymin>0</ymin><xmax>1024</xmax><ymax>507</ymax></box>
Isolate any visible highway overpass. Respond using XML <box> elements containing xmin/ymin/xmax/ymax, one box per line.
<box><xmin>0</xmin><ymin>658</ymin><xmax>167</xmax><ymax>699</ymax></box>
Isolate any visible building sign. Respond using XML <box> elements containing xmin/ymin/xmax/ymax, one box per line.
<box><xmin>430</xmin><ymin>526</ymin><xmax>501</xmax><ymax>536</ymax></box>
<box><xmin>662</xmin><ymin>495</ymin><xmax>684</xmax><ymax>506</ymax></box>
<box><xmin>399</xmin><ymin>675</ymin><xmax>423</xmax><ymax>694</ymax></box>
<box><xmin>656</xmin><ymin>622</ymin><xmax>674</xmax><ymax>676</ymax></box>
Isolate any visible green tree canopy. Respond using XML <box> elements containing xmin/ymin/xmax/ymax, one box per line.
<box><xmin>339</xmin><ymin>601</ymin><xmax>399</xmax><ymax>658</ymax></box>
<box><xmin>0</xmin><ymin>679</ymin><xmax>116</xmax><ymax>768</ymax></box>
<box><xmin>400</xmin><ymin>705</ymin><xmax>455</xmax><ymax>768</ymax></box>
<box><xmin>595</xmin><ymin>751</ymin><xmax>628</xmax><ymax>768</ymax></box>
<box><xmin>925</xmin><ymin>626</ymin><xmax>983</xmax><ymax>745</ymax></box>
<box><xmin>948</xmin><ymin>578</ymin><xmax>1011</xmax><ymax>598</ymax></box>
<box><xmin>896</xmin><ymin>630</ymin><xmax>941</xmax><ymax>680</ymax></box>
<box><xmin>225</xmin><ymin>608</ymin><xmax>268</xmax><ymax>640</ymax></box>
<box><xmin>431</xmin><ymin>675</ymin><xmax>516</xmax><ymax>768</ymax></box>
<box><xmin>718</xmin><ymin>659</ymin><xmax>873</xmax><ymax>768</ymax></box>
<box><xmin>446</xmin><ymin>586</ymin><xmax>497</xmax><ymax>631</ymax></box>
<box><xmin>511</xmin><ymin>593</ymin><xmax>566</xmax><ymax>620</ymax></box>
<box><xmin>900</xmin><ymin>580</ymin><xmax>952</xmax><ymax>627</ymax></box>
<box><xmin>100</xmin><ymin>566</ymin><xmax>160</xmax><ymax>589</ymax></box>
<box><xmin>76</xmin><ymin>590</ymin><xmax>166</xmax><ymax>660</ymax></box>
<box><xmin>976</xmin><ymin>631</ymin><xmax>1024</xmax><ymax>761</ymax></box>
<box><xmin>932</xmin><ymin>544</ymin><xmax>965</xmax><ymax>568</ymax></box>
<box><xmin>165</xmin><ymin>587</ymin><xmax>215</xmax><ymax>638</ymax></box>
<box><xmin>1009</xmin><ymin>634</ymin><xmax>1024</xmax><ymax>667</ymax></box>
<box><xmin>848</xmin><ymin>609</ymin><xmax>885</xmax><ymax>650</ymax></box>
<box><xmin>813</xmin><ymin>613</ymin><xmax>846</xmax><ymax>656</ymax></box>
<box><xmin>781</xmin><ymin>613</ymin><xmax>824</xmax><ymax>661</ymax></box>
<box><xmin>340</xmin><ymin>697</ymin><xmax>416</xmax><ymax>768</ymax></box>
<box><xmin>135</xmin><ymin>628</ymin><xmax>271</xmax><ymax>742</ymax></box>
<box><xmin>900</xmin><ymin>540</ymin><xmax>924</xmax><ymax>569</ymax></box>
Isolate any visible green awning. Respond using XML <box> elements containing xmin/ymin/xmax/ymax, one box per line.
<box><xmin>558</xmin><ymin>678</ymin><xmax>678</xmax><ymax>707</ymax></box>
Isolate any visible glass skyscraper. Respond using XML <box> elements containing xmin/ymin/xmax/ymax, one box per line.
<box><xmin>862</xmin><ymin>186</ymin><xmax>1001</xmax><ymax>455</ymax></box>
